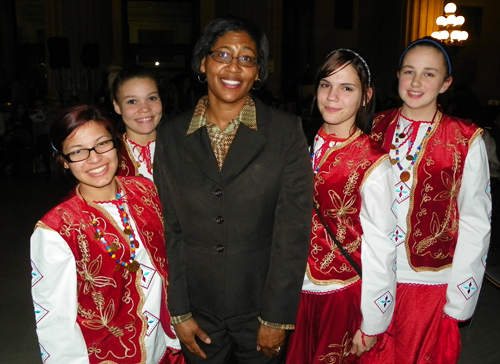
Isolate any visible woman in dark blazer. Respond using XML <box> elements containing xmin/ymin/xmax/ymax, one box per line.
<box><xmin>154</xmin><ymin>16</ymin><xmax>313</xmax><ymax>364</ymax></box>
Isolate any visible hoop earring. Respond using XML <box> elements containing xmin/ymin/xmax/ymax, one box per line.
<box><xmin>252</xmin><ymin>78</ymin><xmax>262</xmax><ymax>90</ymax></box>
<box><xmin>197</xmin><ymin>74</ymin><xmax>207</xmax><ymax>83</ymax></box>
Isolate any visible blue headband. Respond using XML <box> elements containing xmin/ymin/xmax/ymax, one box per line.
<box><xmin>399</xmin><ymin>38</ymin><xmax>452</xmax><ymax>76</ymax></box>
<box><xmin>325</xmin><ymin>48</ymin><xmax>372</xmax><ymax>86</ymax></box>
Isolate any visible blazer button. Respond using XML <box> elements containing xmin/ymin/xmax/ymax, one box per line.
<box><xmin>216</xmin><ymin>216</ymin><xmax>224</xmax><ymax>224</ymax></box>
<box><xmin>214</xmin><ymin>189</ymin><xmax>223</xmax><ymax>197</ymax></box>
<box><xmin>216</xmin><ymin>244</ymin><xmax>225</xmax><ymax>252</ymax></box>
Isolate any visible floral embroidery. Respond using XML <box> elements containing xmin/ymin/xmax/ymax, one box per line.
<box><xmin>318</xmin><ymin>332</ymin><xmax>353</xmax><ymax>363</ymax></box>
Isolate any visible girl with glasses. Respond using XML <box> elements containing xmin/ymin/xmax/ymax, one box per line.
<box><xmin>30</xmin><ymin>105</ymin><xmax>184</xmax><ymax>363</ymax></box>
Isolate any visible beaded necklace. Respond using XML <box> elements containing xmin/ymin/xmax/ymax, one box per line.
<box><xmin>390</xmin><ymin>110</ymin><xmax>437</xmax><ymax>182</ymax></box>
<box><xmin>91</xmin><ymin>192</ymin><xmax>141</xmax><ymax>272</ymax></box>
<box><xmin>127</xmin><ymin>137</ymin><xmax>154</xmax><ymax>175</ymax></box>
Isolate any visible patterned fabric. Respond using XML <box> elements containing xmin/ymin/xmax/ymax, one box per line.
<box><xmin>117</xmin><ymin>134</ymin><xmax>155</xmax><ymax>181</ymax></box>
<box><xmin>308</xmin><ymin>129</ymin><xmax>389</xmax><ymax>284</ymax></box>
<box><xmin>34</xmin><ymin>176</ymin><xmax>175</xmax><ymax>363</ymax></box>
<box><xmin>372</xmin><ymin>108</ymin><xmax>483</xmax><ymax>270</ymax></box>
<box><xmin>186</xmin><ymin>96</ymin><xmax>257</xmax><ymax>170</ymax></box>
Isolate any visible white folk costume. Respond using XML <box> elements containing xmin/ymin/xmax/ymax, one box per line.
<box><xmin>363</xmin><ymin>108</ymin><xmax>491</xmax><ymax>364</ymax></box>
<box><xmin>117</xmin><ymin>134</ymin><xmax>156</xmax><ymax>181</ymax></box>
<box><xmin>31</xmin><ymin>176</ymin><xmax>182</xmax><ymax>364</ymax></box>
<box><xmin>286</xmin><ymin>128</ymin><xmax>397</xmax><ymax>364</ymax></box>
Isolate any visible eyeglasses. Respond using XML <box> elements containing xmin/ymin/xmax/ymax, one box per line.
<box><xmin>61</xmin><ymin>139</ymin><xmax>117</xmax><ymax>163</ymax></box>
<box><xmin>208</xmin><ymin>51</ymin><xmax>258</xmax><ymax>67</ymax></box>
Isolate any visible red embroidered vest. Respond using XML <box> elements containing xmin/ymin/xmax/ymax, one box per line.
<box><xmin>117</xmin><ymin>134</ymin><xmax>140</xmax><ymax>177</ymax></box>
<box><xmin>40</xmin><ymin>176</ymin><xmax>173</xmax><ymax>363</ymax></box>
<box><xmin>307</xmin><ymin>131</ymin><xmax>389</xmax><ymax>284</ymax></box>
<box><xmin>371</xmin><ymin>108</ymin><xmax>482</xmax><ymax>270</ymax></box>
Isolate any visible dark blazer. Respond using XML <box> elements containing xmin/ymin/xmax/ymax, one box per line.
<box><xmin>154</xmin><ymin>96</ymin><xmax>313</xmax><ymax>326</ymax></box>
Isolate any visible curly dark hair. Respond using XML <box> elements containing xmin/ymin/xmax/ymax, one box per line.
<box><xmin>191</xmin><ymin>15</ymin><xmax>269</xmax><ymax>83</ymax></box>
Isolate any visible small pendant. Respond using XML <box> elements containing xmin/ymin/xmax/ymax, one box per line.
<box><xmin>150</xmin><ymin>163</ymin><xmax>154</xmax><ymax>170</ymax></box>
<box><xmin>406</xmin><ymin>155</ymin><xmax>414</xmax><ymax>161</ymax></box>
<box><xmin>389</xmin><ymin>144</ymin><xmax>396</xmax><ymax>150</ymax></box>
<box><xmin>400</xmin><ymin>171</ymin><xmax>411</xmax><ymax>182</ymax></box>
<box><xmin>127</xmin><ymin>261</ymin><xmax>140</xmax><ymax>273</ymax></box>
<box><xmin>399</xmin><ymin>133</ymin><xmax>406</xmax><ymax>139</ymax></box>
<box><xmin>124</xmin><ymin>228</ymin><xmax>132</xmax><ymax>235</ymax></box>
<box><xmin>94</xmin><ymin>232</ymin><xmax>102</xmax><ymax>240</ymax></box>
<box><xmin>110</xmin><ymin>243</ymin><xmax>119</xmax><ymax>252</ymax></box>
<box><xmin>390</xmin><ymin>158</ymin><xmax>397</xmax><ymax>165</ymax></box>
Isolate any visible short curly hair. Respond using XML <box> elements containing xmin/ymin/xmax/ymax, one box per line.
<box><xmin>191</xmin><ymin>15</ymin><xmax>269</xmax><ymax>83</ymax></box>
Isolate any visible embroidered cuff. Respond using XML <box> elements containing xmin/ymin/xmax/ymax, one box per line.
<box><xmin>258</xmin><ymin>316</ymin><xmax>295</xmax><ymax>330</ymax></box>
<box><xmin>171</xmin><ymin>312</ymin><xmax>193</xmax><ymax>325</ymax></box>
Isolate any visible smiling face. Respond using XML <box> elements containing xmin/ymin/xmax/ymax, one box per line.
<box><xmin>62</xmin><ymin>121</ymin><xmax>118</xmax><ymax>201</ymax></box>
<box><xmin>398</xmin><ymin>45</ymin><xmax>452</xmax><ymax>119</ymax></box>
<box><xmin>200</xmin><ymin>31</ymin><xmax>260</xmax><ymax>108</ymax></box>
<box><xmin>316</xmin><ymin>63</ymin><xmax>371</xmax><ymax>137</ymax></box>
<box><xmin>113</xmin><ymin>77</ymin><xmax>162</xmax><ymax>144</ymax></box>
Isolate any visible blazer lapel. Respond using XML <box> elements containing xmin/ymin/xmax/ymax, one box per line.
<box><xmin>220</xmin><ymin>124</ymin><xmax>266</xmax><ymax>183</ymax></box>
<box><xmin>183</xmin><ymin>127</ymin><xmax>222</xmax><ymax>184</ymax></box>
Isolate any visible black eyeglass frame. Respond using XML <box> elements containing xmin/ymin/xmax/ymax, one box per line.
<box><xmin>60</xmin><ymin>138</ymin><xmax>118</xmax><ymax>163</ymax></box>
<box><xmin>207</xmin><ymin>51</ymin><xmax>259</xmax><ymax>67</ymax></box>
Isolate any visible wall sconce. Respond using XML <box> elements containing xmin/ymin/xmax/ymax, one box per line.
<box><xmin>431</xmin><ymin>3</ymin><xmax>468</xmax><ymax>44</ymax></box>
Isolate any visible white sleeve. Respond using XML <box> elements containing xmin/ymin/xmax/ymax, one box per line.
<box><xmin>359</xmin><ymin>159</ymin><xmax>398</xmax><ymax>335</ymax></box>
<box><xmin>444</xmin><ymin>136</ymin><xmax>491</xmax><ymax>320</ymax></box>
<box><xmin>31</xmin><ymin>226</ymin><xmax>89</xmax><ymax>364</ymax></box>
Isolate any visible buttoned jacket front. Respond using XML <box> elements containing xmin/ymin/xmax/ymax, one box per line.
<box><xmin>154</xmin><ymin>96</ymin><xmax>313</xmax><ymax>326</ymax></box>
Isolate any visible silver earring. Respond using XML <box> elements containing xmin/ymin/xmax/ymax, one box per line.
<box><xmin>197</xmin><ymin>74</ymin><xmax>207</xmax><ymax>83</ymax></box>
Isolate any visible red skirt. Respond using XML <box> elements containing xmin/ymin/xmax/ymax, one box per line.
<box><xmin>159</xmin><ymin>348</ymin><xmax>185</xmax><ymax>364</ymax></box>
<box><xmin>287</xmin><ymin>281</ymin><xmax>362</xmax><ymax>364</ymax></box>
<box><xmin>360</xmin><ymin>283</ymin><xmax>461</xmax><ymax>364</ymax></box>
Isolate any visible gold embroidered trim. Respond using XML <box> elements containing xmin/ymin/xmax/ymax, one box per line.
<box><xmin>122</xmin><ymin>133</ymin><xmax>139</xmax><ymax>176</ymax></box>
<box><xmin>469</xmin><ymin>127</ymin><xmax>483</xmax><ymax>147</ymax></box>
<box><xmin>258</xmin><ymin>316</ymin><xmax>295</xmax><ymax>330</ymax></box>
<box><xmin>359</xmin><ymin>154</ymin><xmax>389</xmax><ymax>191</ymax></box>
<box><xmin>34</xmin><ymin>220</ymin><xmax>55</xmax><ymax>232</ymax></box>
<box><xmin>171</xmin><ymin>312</ymin><xmax>193</xmax><ymax>325</ymax></box>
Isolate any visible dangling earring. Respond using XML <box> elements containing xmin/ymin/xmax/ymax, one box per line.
<box><xmin>197</xmin><ymin>74</ymin><xmax>207</xmax><ymax>83</ymax></box>
<box><xmin>252</xmin><ymin>78</ymin><xmax>262</xmax><ymax>90</ymax></box>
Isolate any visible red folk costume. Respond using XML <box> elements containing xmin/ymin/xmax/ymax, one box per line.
<box><xmin>308</xmin><ymin>131</ymin><xmax>386</xmax><ymax>283</ymax></box>
<box><xmin>287</xmin><ymin>129</ymin><xmax>397</xmax><ymax>364</ymax></box>
<box><xmin>363</xmin><ymin>108</ymin><xmax>491</xmax><ymax>364</ymax></box>
<box><xmin>117</xmin><ymin>134</ymin><xmax>155</xmax><ymax>181</ymax></box>
<box><xmin>371</xmin><ymin>108</ymin><xmax>482</xmax><ymax>270</ymax></box>
<box><xmin>31</xmin><ymin>176</ymin><xmax>180</xmax><ymax>364</ymax></box>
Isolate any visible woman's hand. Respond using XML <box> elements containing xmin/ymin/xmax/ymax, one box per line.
<box><xmin>257</xmin><ymin>325</ymin><xmax>286</xmax><ymax>358</ymax></box>
<box><xmin>173</xmin><ymin>318</ymin><xmax>211</xmax><ymax>359</ymax></box>
<box><xmin>351</xmin><ymin>329</ymin><xmax>377</xmax><ymax>356</ymax></box>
